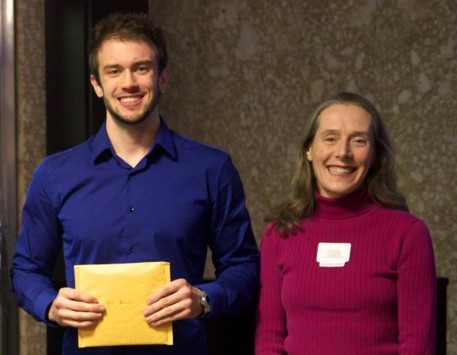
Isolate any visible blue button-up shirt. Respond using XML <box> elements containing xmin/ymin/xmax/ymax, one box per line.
<box><xmin>11</xmin><ymin>119</ymin><xmax>259</xmax><ymax>354</ymax></box>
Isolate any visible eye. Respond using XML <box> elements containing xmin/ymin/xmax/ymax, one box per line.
<box><xmin>324</xmin><ymin>136</ymin><xmax>337</xmax><ymax>143</ymax></box>
<box><xmin>106</xmin><ymin>68</ymin><xmax>120</xmax><ymax>76</ymax></box>
<box><xmin>352</xmin><ymin>137</ymin><xmax>368</xmax><ymax>145</ymax></box>
<box><xmin>136</xmin><ymin>65</ymin><xmax>151</xmax><ymax>73</ymax></box>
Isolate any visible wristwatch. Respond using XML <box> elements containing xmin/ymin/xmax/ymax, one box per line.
<box><xmin>196</xmin><ymin>288</ymin><xmax>211</xmax><ymax>319</ymax></box>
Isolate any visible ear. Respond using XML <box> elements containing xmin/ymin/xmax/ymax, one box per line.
<box><xmin>306</xmin><ymin>147</ymin><xmax>313</xmax><ymax>162</ymax></box>
<box><xmin>90</xmin><ymin>75</ymin><xmax>104</xmax><ymax>98</ymax></box>
<box><xmin>158</xmin><ymin>67</ymin><xmax>170</xmax><ymax>92</ymax></box>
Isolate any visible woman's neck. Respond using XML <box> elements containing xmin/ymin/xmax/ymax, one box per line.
<box><xmin>314</xmin><ymin>188</ymin><xmax>375</xmax><ymax>220</ymax></box>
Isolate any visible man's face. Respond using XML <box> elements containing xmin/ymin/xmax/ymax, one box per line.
<box><xmin>90</xmin><ymin>39</ymin><xmax>168</xmax><ymax>125</ymax></box>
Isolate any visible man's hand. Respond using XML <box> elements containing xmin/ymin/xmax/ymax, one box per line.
<box><xmin>48</xmin><ymin>287</ymin><xmax>105</xmax><ymax>328</ymax></box>
<box><xmin>143</xmin><ymin>278</ymin><xmax>203</xmax><ymax>327</ymax></box>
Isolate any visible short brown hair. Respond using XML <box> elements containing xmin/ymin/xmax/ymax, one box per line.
<box><xmin>88</xmin><ymin>12</ymin><xmax>168</xmax><ymax>83</ymax></box>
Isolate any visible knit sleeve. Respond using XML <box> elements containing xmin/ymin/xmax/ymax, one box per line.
<box><xmin>397</xmin><ymin>219</ymin><xmax>437</xmax><ymax>355</ymax></box>
<box><xmin>255</xmin><ymin>225</ymin><xmax>287</xmax><ymax>355</ymax></box>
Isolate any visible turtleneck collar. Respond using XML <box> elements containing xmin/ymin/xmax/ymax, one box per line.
<box><xmin>313</xmin><ymin>187</ymin><xmax>376</xmax><ymax>220</ymax></box>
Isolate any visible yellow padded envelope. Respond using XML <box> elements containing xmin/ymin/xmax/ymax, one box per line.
<box><xmin>74</xmin><ymin>261</ymin><xmax>173</xmax><ymax>348</ymax></box>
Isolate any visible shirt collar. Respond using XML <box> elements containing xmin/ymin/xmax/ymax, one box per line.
<box><xmin>313</xmin><ymin>187</ymin><xmax>375</xmax><ymax>220</ymax></box>
<box><xmin>90</xmin><ymin>117</ymin><xmax>177</xmax><ymax>164</ymax></box>
<box><xmin>153</xmin><ymin>117</ymin><xmax>177</xmax><ymax>160</ymax></box>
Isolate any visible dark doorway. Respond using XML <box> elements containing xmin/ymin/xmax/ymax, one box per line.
<box><xmin>45</xmin><ymin>0</ymin><xmax>150</xmax><ymax>155</ymax></box>
<box><xmin>45</xmin><ymin>1</ymin><xmax>149</xmax><ymax>354</ymax></box>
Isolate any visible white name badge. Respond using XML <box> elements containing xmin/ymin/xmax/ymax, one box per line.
<box><xmin>316</xmin><ymin>242</ymin><xmax>351</xmax><ymax>267</ymax></box>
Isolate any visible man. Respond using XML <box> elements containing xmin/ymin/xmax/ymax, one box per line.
<box><xmin>11</xmin><ymin>12</ymin><xmax>259</xmax><ymax>355</ymax></box>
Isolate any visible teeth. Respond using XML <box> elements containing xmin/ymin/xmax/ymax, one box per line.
<box><xmin>329</xmin><ymin>166</ymin><xmax>354</xmax><ymax>174</ymax></box>
<box><xmin>120</xmin><ymin>97</ymin><xmax>140</xmax><ymax>103</ymax></box>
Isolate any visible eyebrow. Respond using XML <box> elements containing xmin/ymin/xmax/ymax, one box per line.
<box><xmin>132</xmin><ymin>60</ymin><xmax>154</xmax><ymax>67</ymax></box>
<box><xmin>102</xmin><ymin>60</ymin><xmax>154</xmax><ymax>71</ymax></box>
<box><xmin>320</xmin><ymin>129</ymin><xmax>371</xmax><ymax>136</ymax></box>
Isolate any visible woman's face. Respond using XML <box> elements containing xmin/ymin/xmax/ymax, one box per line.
<box><xmin>306</xmin><ymin>103</ymin><xmax>375</xmax><ymax>198</ymax></box>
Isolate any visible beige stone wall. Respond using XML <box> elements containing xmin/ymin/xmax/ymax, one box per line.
<box><xmin>151</xmin><ymin>0</ymin><xmax>457</xmax><ymax>352</ymax></box>
<box><xmin>16</xmin><ymin>0</ymin><xmax>47</xmax><ymax>354</ymax></box>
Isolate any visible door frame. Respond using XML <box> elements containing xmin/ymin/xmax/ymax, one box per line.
<box><xmin>0</xmin><ymin>0</ymin><xmax>19</xmax><ymax>354</ymax></box>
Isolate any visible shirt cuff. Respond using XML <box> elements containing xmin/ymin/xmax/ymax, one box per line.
<box><xmin>195</xmin><ymin>282</ymin><xmax>226</xmax><ymax>319</ymax></box>
<box><xmin>35</xmin><ymin>290</ymin><xmax>58</xmax><ymax>326</ymax></box>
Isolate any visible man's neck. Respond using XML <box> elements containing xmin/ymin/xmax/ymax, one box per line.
<box><xmin>106</xmin><ymin>114</ymin><xmax>161</xmax><ymax>168</ymax></box>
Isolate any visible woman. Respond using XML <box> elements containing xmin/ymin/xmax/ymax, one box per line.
<box><xmin>255</xmin><ymin>92</ymin><xmax>436</xmax><ymax>354</ymax></box>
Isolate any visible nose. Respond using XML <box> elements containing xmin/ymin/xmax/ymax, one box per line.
<box><xmin>121</xmin><ymin>70</ymin><xmax>138</xmax><ymax>88</ymax></box>
<box><xmin>336</xmin><ymin>140</ymin><xmax>352</xmax><ymax>158</ymax></box>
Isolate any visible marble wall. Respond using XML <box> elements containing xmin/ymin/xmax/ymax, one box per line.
<box><xmin>16</xmin><ymin>0</ymin><xmax>47</xmax><ymax>354</ymax></box>
<box><xmin>151</xmin><ymin>0</ymin><xmax>457</xmax><ymax>353</ymax></box>
<box><xmin>14</xmin><ymin>0</ymin><xmax>456</xmax><ymax>353</ymax></box>
<box><xmin>16</xmin><ymin>0</ymin><xmax>47</xmax><ymax>355</ymax></box>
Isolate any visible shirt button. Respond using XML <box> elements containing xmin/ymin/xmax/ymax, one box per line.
<box><xmin>128</xmin><ymin>207</ymin><xmax>134</xmax><ymax>212</ymax></box>
<box><xmin>129</xmin><ymin>247</ymin><xmax>135</xmax><ymax>253</ymax></box>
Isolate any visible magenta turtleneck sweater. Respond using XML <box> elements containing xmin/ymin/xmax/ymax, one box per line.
<box><xmin>255</xmin><ymin>189</ymin><xmax>436</xmax><ymax>355</ymax></box>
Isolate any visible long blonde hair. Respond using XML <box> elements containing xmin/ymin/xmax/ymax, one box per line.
<box><xmin>268</xmin><ymin>92</ymin><xmax>408</xmax><ymax>236</ymax></box>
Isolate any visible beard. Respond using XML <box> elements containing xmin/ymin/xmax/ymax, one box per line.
<box><xmin>104</xmin><ymin>91</ymin><xmax>160</xmax><ymax>126</ymax></box>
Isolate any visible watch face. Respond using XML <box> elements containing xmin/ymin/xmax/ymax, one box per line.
<box><xmin>197</xmin><ymin>290</ymin><xmax>211</xmax><ymax>318</ymax></box>
<box><xmin>201</xmin><ymin>292</ymin><xmax>210</xmax><ymax>308</ymax></box>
